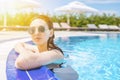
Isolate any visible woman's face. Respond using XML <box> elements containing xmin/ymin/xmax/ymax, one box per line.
<box><xmin>29</xmin><ymin>19</ymin><xmax>52</xmax><ymax>45</ymax></box>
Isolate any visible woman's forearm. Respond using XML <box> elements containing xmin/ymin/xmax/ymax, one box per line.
<box><xmin>15</xmin><ymin>50</ymin><xmax>64</xmax><ymax>70</ymax></box>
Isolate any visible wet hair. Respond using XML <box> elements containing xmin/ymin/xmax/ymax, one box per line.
<box><xmin>31</xmin><ymin>15</ymin><xmax>63</xmax><ymax>54</ymax></box>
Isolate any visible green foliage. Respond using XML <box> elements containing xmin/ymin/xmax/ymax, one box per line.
<box><xmin>0</xmin><ymin>12</ymin><xmax>120</xmax><ymax>30</ymax></box>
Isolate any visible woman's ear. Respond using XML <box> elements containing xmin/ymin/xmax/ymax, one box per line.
<box><xmin>49</xmin><ymin>29</ymin><xmax>54</xmax><ymax>37</ymax></box>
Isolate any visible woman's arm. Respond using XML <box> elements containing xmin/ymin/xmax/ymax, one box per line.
<box><xmin>15</xmin><ymin>49</ymin><xmax>64</xmax><ymax>70</ymax></box>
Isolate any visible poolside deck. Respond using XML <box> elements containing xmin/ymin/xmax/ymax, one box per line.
<box><xmin>0</xmin><ymin>31</ymin><xmax>119</xmax><ymax>80</ymax></box>
<box><xmin>0</xmin><ymin>31</ymin><xmax>114</xmax><ymax>42</ymax></box>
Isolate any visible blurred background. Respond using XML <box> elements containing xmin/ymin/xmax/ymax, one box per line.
<box><xmin>0</xmin><ymin>0</ymin><xmax>120</xmax><ymax>31</ymax></box>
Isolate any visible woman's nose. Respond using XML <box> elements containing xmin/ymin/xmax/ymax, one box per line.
<box><xmin>34</xmin><ymin>28</ymin><xmax>39</xmax><ymax>34</ymax></box>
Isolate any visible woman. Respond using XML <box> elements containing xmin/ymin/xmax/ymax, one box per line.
<box><xmin>14</xmin><ymin>15</ymin><xmax>64</xmax><ymax>70</ymax></box>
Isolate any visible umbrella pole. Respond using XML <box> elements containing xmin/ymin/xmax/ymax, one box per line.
<box><xmin>67</xmin><ymin>14</ymin><xmax>70</xmax><ymax>25</ymax></box>
<box><xmin>4</xmin><ymin>13</ymin><xmax>7</xmax><ymax>28</ymax></box>
<box><xmin>3</xmin><ymin>12</ymin><xmax>7</xmax><ymax>31</ymax></box>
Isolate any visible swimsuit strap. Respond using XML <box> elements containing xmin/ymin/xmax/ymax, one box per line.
<box><xmin>46</xmin><ymin>63</ymin><xmax>62</xmax><ymax>69</ymax></box>
<box><xmin>46</xmin><ymin>63</ymin><xmax>64</xmax><ymax>72</ymax></box>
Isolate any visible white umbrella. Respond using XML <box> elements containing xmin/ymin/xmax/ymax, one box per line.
<box><xmin>68</xmin><ymin>1</ymin><xmax>98</xmax><ymax>13</ymax></box>
<box><xmin>55</xmin><ymin>1</ymin><xmax>98</xmax><ymax>24</ymax></box>
<box><xmin>0</xmin><ymin>0</ymin><xmax>41</xmax><ymax>28</ymax></box>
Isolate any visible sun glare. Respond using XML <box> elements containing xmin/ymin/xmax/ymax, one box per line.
<box><xmin>0</xmin><ymin>0</ymin><xmax>17</xmax><ymax>14</ymax></box>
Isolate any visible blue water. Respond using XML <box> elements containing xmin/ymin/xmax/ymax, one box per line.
<box><xmin>55</xmin><ymin>34</ymin><xmax>120</xmax><ymax>80</ymax></box>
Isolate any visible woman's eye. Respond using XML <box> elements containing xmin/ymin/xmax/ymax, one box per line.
<box><xmin>28</xmin><ymin>27</ymin><xmax>35</xmax><ymax>34</ymax></box>
<box><xmin>38</xmin><ymin>26</ymin><xmax>45</xmax><ymax>32</ymax></box>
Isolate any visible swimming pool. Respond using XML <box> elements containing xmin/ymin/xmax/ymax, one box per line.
<box><xmin>55</xmin><ymin>33</ymin><xmax>120</xmax><ymax>80</ymax></box>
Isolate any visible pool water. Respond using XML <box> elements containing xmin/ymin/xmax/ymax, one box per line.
<box><xmin>55</xmin><ymin>34</ymin><xmax>120</xmax><ymax>80</ymax></box>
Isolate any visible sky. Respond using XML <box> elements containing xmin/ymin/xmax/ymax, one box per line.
<box><xmin>36</xmin><ymin>0</ymin><xmax>120</xmax><ymax>16</ymax></box>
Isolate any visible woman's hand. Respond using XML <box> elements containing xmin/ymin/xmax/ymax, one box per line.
<box><xmin>14</xmin><ymin>42</ymin><xmax>25</xmax><ymax>54</ymax></box>
<box><xmin>22</xmin><ymin>43</ymin><xmax>39</xmax><ymax>53</ymax></box>
<box><xmin>14</xmin><ymin>42</ymin><xmax>38</xmax><ymax>54</ymax></box>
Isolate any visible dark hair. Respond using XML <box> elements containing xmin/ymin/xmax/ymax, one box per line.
<box><xmin>31</xmin><ymin>15</ymin><xmax>63</xmax><ymax>54</ymax></box>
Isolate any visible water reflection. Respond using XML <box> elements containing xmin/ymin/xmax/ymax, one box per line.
<box><xmin>99</xmin><ymin>33</ymin><xmax>120</xmax><ymax>40</ymax></box>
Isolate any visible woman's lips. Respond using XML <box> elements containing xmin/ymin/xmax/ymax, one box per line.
<box><xmin>34</xmin><ymin>37</ymin><xmax>42</xmax><ymax>41</ymax></box>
